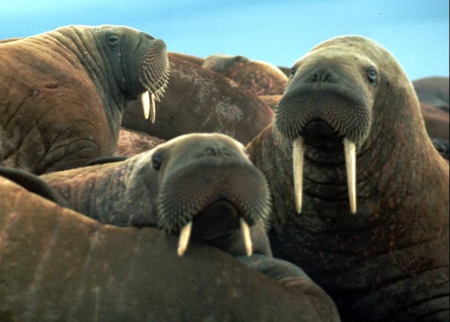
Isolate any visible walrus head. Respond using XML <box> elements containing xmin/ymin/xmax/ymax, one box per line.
<box><xmin>56</xmin><ymin>25</ymin><xmax>170</xmax><ymax>123</ymax></box>
<box><xmin>154</xmin><ymin>134</ymin><xmax>271</xmax><ymax>256</ymax></box>
<box><xmin>274</xmin><ymin>36</ymin><xmax>385</xmax><ymax>214</ymax></box>
<box><xmin>122</xmin><ymin>133</ymin><xmax>271</xmax><ymax>256</ymax></box>
<box><xmin>94</xmin><ymin>25</ymin><xmax>170</xmax><ymax>123</ymax></box>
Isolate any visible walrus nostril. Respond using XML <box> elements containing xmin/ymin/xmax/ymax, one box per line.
<box><xmin>203</xmin><ymin>146</ymin><xmax>234</xmax><ymax>157</ymax></box>
<box><xmin>204</xmin><ymin>147</ymin><xmax>219</xmax><ymax>156</ymax></box>
<box><xmin>303</xmin><ymin>120</ymin><xmax>337</xmax><ymax>139</ymax></box>
<box><xmin>307</xmin><ymin>68</ymin><xmax>338</xmax><ymax>84</ymax></box>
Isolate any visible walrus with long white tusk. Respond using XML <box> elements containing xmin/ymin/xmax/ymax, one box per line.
<box><xmin>0</xmin><ymin>25</ymin><xmax>169</xmax><ymax>174</ymax></box>
<box><xmin>247</xmin><ymin>35</ymin><xmax>449</xmax><ymax>321</ymax></box>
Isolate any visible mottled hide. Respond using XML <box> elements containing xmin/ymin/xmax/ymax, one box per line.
<box><xmin>122</xmin><ymin>53</ymin><xmax>273</xmax><ymax>145</ymax></box>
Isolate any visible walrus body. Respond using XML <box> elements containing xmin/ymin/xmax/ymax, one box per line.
<box><xmin>0</xmin><ymin>25</ymin><xmax>169</xmax><ymax>174</ymax></box>
<box><xmin>1</xmin><ymin>134</ymin><xmax>340</xmax><ymax>321</ymax></box>
<box><xmin>122</xmin><ymin>53</ymin><xmax>273</xmax><ymax>145</ymax></box>
<box><xmin>248</xmin><ymin>36</ymin><xmax>449</xmax><ymax>321</ymax></box>
<box><xmin>202</xmin><ymin>54</ymin><xmax>288</xmax><ymax>96</ymax></box>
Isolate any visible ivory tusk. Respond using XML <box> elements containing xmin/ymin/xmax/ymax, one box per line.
<box><xmin>150</xmin><ymin>93</ymin><xmax>156</xmax><ymax>124</ymax></box>
<box><xmin>344</xmin><ymin>138</ymin><xmax>357</xmax><ymax>214</ymax></box>
<box><xmin>177</xmin><ymin>221</ymin><xmax>193</xmax><ymax>256</ymax></box>
<box><xmin>293</xmin><ymin>137</ymin><xmax>305</xmax><ymax>213</ymax></box>
<box><xmin>140</xmin><ymin>91</ymin><xmax>150</xmax><ymax>120</ymax></box>
<box><xmin>240</xmin><ymin>218</ymin><xmax>253</xmax><ymax>256</ymax></box>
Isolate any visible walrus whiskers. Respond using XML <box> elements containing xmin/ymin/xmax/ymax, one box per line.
<box><xmin>177</xmin><ymin>221</ymin><xmax>192</xmax><ymax>256</ymax></box>
<box><xmin>292</xmin><ymin>137</ymin><xmax>305</xmax><ymax>213</ymax></box>
<box><xmin>344</xmin><ymin>138</ymin><xmax>357</xmax><ymax>214</ymax></box>
<box><xmin>240</xmin><ymin>218</ymin><xmax>253</xmax><ymax>256</ymax></box>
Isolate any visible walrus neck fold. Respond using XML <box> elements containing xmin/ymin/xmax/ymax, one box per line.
<box><xmin>48</xmin><ymin>27</ymin><xmax>126</xmax><ymax>144</ymax></box>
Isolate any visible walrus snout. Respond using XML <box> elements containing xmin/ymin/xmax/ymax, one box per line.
<box><xmin>156</xmin><ymin>160</ymin><xmax>271</xmax><ymax>256</ymax></box>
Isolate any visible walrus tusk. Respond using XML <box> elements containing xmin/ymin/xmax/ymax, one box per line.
<box><xmin>177</xmin><ymin>221</ymin><xmax>193</xmax><ymax>256</ymax></box>
<box><xmin>344</xmin><ymin>138</ymin><xmax>357</xmax><ymax>214</ymax></box>
<box><xmin>293</xmin><ymin>137</ymin><xmax>305</xmax><ymax>213</ymax></box>
<box><xmin>240</xmin><ymin>218</ymin><xmax>253</xmax><ymax>256</ymax></box>
<box><xmin>140</xmin><ymin>91</ymin><xmax>151</xmax><ymax>120</ymax></box>
<box><xmin>150</xmin><ymin>93</ymin><xmax>156</xmax><ymax>124</ymax></box>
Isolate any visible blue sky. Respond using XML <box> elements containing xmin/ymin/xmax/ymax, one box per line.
<box><xmin>1</xmin><ymin>0</ymin><xmax>448</xmax><ymax>80</ymax></box>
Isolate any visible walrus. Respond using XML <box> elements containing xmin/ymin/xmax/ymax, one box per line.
<box><xmin>202</xmin><ymin>54</ymin><xmax>288</xmax><ymax>96</ymax></box>
<box><xmin>247</xmin><ymin>35</ymin><xmax>449</xmax><ymax>321</ymax></box>
<box><xmin>0</xmin><ymin>25</ymin><xmax>169</xmax><ymax>174</ymax></box>
<box><xmin>121</xmin><ymin>53</ymin><xmax>273</xmax><ymax>145</ymax></box>
<box><xmin>42</xmin><ymin>133</ymin><xmax>274</xmax><ymax>257</ymax></box>
<box><xmin>413</xmin><ymin>76</ymin><xmax>449</xmax><ymax>113</ymax></box>
<box><xmin>0</xmin><ymin>172</ymin><xmax>341</xmax><ymax>321</ymax></box>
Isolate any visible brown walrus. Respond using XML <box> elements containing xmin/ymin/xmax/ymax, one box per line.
<box><xmin>122</xmin><ymin>53</ymin><xmax>273</xmax><ymax>145</ymax></box>
<box><xmin>0</xmin><ymin>134</ymin><xmax>341</xmax><ymax>321</ymax></box>
<box><xmin>247</xmin><ymin>35</ymin><xmax>449</xmax><ymax>321</ymax></box>
<box><xmin>0</xmin><ymin>25</ymin><xmax>169</xmax><ymax>174</ymax></box>
<box><xmin>202</xmin><ymin>54</ymin><xmax>288</xmax><ymax>96</ymax></box>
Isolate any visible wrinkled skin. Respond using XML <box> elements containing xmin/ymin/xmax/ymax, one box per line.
<box><xmin>122</xmin><ymin>53</ymin><xmax>273</xmax><ymax>145</ymax></box>
<box><xmin>248</xmin><ymin>36</ymin><xmax>449</xmax><ymax>321</ymax></box>
<box><xmin>0</xmin><ymin>25</ymin><xmax>169</xmax><ymax>174</ymax></box>
<box><xmin>413</xmin><ymin>77</ymin><xmax>449</xmax><ymax>113</ymax></box>
<box><xmin>0</xmin><ymin>174</ymin><xmax>340</xmax><ymax>322</ymax></box>
<box><xmin>43</xmin><ymin>133</ymin><xmax>274</xmax><ymax>256</ymax></box>
<box><xmin>202</xmin><ymin>54</ymin><xmax>288</xmax><ymax>96</ymax></box>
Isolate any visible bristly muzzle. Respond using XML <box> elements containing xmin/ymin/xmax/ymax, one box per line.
<box><xmin>274</xmin><ymin>90</ymin><xmax>370</xmax><ymax>215</ymax></box>
<box><xmin>139</xmin><ymin>39</ymin><xmax>170</xmax><ymax>122</ymax></box>
<box><xmin>275</xmin><ymin>90</ymin><xmax>371</xmax><ymax>148</ymax></box>
<box><xmin>156</xmin><ymin>163</ymin><xmax>271</xmax><ymax>233</ymax></box>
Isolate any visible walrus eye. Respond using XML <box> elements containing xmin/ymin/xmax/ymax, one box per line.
<box><xmin>367</xmin><ymin>67</ymin><xmax>378</xmax><ymax>84</ymax></box>
<box><xmin>290</xmin><ymin>67</ymin><xmax>297</xmax><ymax>77</ymax></box>
<box><xmin>151</xmin><ymin>153</ymin><xmax>163</xmax><ymax>170</ymax></box>
<box><xmin>106</xmin><ymin>34</ymin><xmax>121</xmax><ymax>50</ymax></box>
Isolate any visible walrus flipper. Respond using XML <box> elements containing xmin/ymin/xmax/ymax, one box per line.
<box><xmin>0</xmin><ymin>166</ymin><xmax>64</xmax><ymax>206</ymax></box>
<box><xmin>86</xmin><ymin>156</ymin><xmax>128</xmax><ymax>166</ymax></box>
